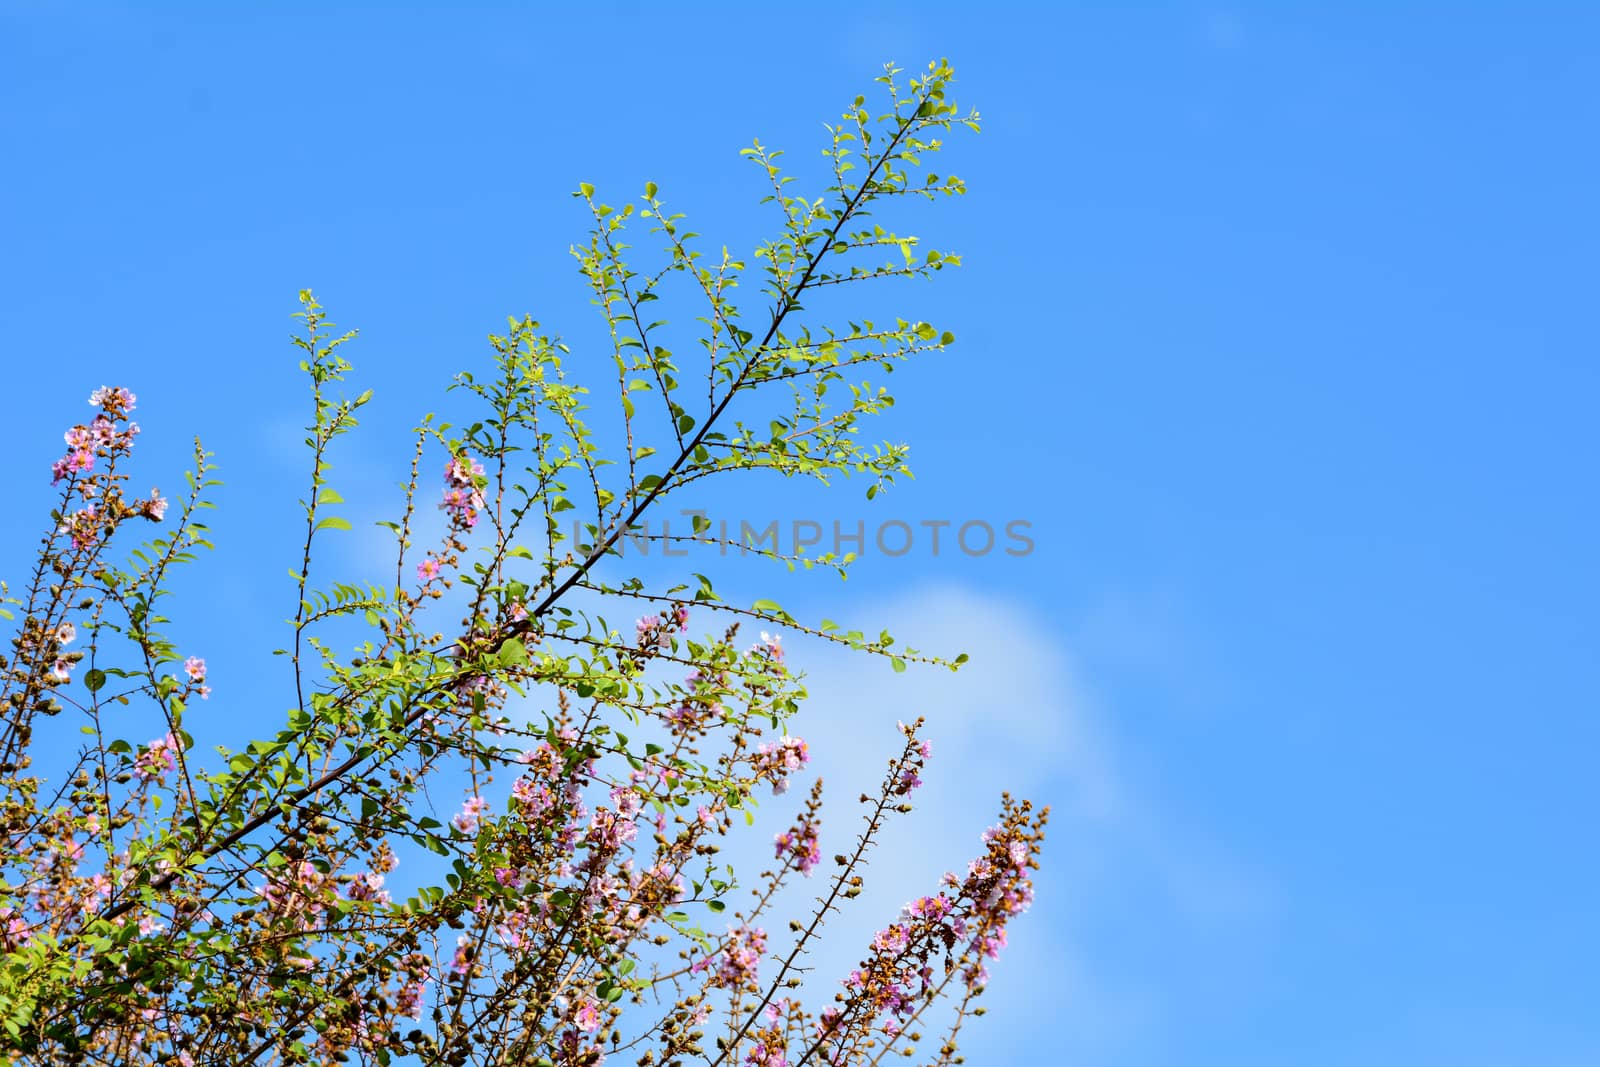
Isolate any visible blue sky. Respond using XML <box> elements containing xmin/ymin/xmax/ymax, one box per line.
<box><xmin>4</xmin><ymin>4</ymin><xmax>1599</xmax><ymax>1064</ymax></box>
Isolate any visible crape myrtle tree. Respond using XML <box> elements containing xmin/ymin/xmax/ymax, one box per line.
<box><xmin>0</xmin><ymin>60</ymin><xmax>1048</xmax><ymax>1067</ymax></box>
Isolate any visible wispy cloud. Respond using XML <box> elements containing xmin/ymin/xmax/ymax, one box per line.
<box><xmin>745</xmin><ymin>582</ymin><xmax>1276</xmax><ymax>1061</ymax></box>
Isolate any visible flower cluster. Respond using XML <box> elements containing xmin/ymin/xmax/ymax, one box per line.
<box><xmin>44</xmin><ymin>621</ymin><xmax>78</xmax><ymax>684</ymax></box>
<box><xmin>395</xmin><ymin>953</ymin><xmax>432</xmax><ymax>1019</ymax></box>
<box><xmin>746</xmin><ymin>1026</ymin><xmax>789</xmax><ymax>1067</ymax></box>
<box><xmin>140</xmin><ymin>487</ymin><xmax>168</xmax><ymax>522</ymax></box>
<box><xmin>751</xmin><ymin>629</ymin><xmax>786</xmax><ymax>675</ymax></box>
<box><xmin>258</xmin><ymin>858</ymin><xmax>335</xmax><ymax>931</ymax></box>
<box><xmin>893</xmin><ymin>719</ymin><xmax>931</xmax><ymax>794</ymax></box>
<box><xmin>51</xmin><ymin>388</ymin><xmax>139</xmax><ymax>484</ymax></box>
<box><xmin>666</xmin><ymin>663</ymin><xmax>728</xmax><ymax>735</ymax></box>
<box><xmin>57</xmin><ymin>504</ymin><xmax>102</xmax><ymax>551</ymax></box>
<box><xmin>636</xmin><ymin>603</ymin><xmax>689</xmax><ymax>653</ymax></box>
<box><xmin>693</xmin><ymin>923</ymin><xmax>768</xmax><ymax>992</ymax></box>
<box><xmin>775</xmin><ymin>786</ymin><xmax>823</xmax><ymax>876</ymax></box>
<box><xmin>452</xmin><ymin>794</ymin><xmax>490</xmax><ymax>834</ymax></box>
<box><xmin>346</xmin><ymin>870</ymin><xmax>390</xmax><ymax>904</ymax></box>
<box><xmin>0</xmin><ymin>907</ymin><xmax>32</xmax><ymax>951</ymax></box>
<box><xmin>178</xmin><ymin>654</ymin><xmax>211</xmax><ymax>700</ymax></box>
<box><xmin>774</xmin><ymin>822</ymin><xmax>821</xmax><ymax>876</ymax></box>
<box><xmin>753</xmin><ymin>735</ymin><xmax>810</xmax><ymax>795</ymax></box>
<box><xmin>132</xmin><ymin>731</ymin><xmax>182</xmax><ymax>782</ymax></box>
<box><xmin>440</xmin><ymin>452</ymin><xmax>486</xmax><ymax>530</ymax></box>
<box><xmin>815</xmin><ymin>798</ymin><xmax>1046</xmax><ymax>1060</ymax></box>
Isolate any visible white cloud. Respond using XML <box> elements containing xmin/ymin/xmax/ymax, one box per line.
<box><xmin>688</xmin><ymin>583</ymin><xmax>1132</xmax><ymax>1053</ymax></box>
<box><xmin>722</xmin><ymin>581</ymin><xmax>1277</xmax><ymax>1061</ymax></box>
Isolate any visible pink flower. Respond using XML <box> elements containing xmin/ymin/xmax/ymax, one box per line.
<box><xmin>88</xmin><ymin>386</ymin><xmax>136</xmax><ymax>413</ymax></box>
<box><xmin>452</xmin><ymin>795</ymin><xmax>489</xmax><ymax>834</ymax></box>
<box><xmin>144</xmin><ymin>489</ymin><xmax>169</xmax><ymax>522</ymax></box>
<box><xmin>133</xmin><ymin>732</ymin><xmax>181</xmax><ymax>782</ymax></box>
<box><xmin>573</xmin><ymin>998</ymin><xmax>602</xmax><ymax>1033</ymax></box>
<box><xmin>444</xmin><ymin>455</ymin><xmax>484</xmax><ymax>486</ymax></box>
<box><xmin>347</xmin><ymin>871</ymin><xmax>390</xmax><ymax>904</ymax></box>
<box><xmin>448</xmin><ymin>934</ymin><xmax>473</xmax><ymax>978</ymax></box>
<box><xmin>1</xmin><ymin>910</ymin><xmax>32</xmax><ymax>949</ymax></box>
<box><xmin>417</xmin><ymin>557</ymin><xmax>442</xmax><ymax>581</ymax></box>
<box><xmin>747</xmin><ymin>1040</ymin><xmax>788</xmax><ymax>1067</ymax></box>
<box><xmin>754</xmin><ymin>736</ymin><xmax>810</xmax><ymax>795</ymax></box>
<box><xmin>692</xmin><ymin>924</ymin><xmax>767</xmax><ymax>990</ymax></box>
<box><xmin>183</xmin><ymin>657</ymin><xmax>206</xmax><ymax>682</ymax></box>
<box><xmin>774</xmin><ymin>819</ymin><xmax>822</xmax><ymax>876</ymax></box>
<box><xmin>438</xmin><ymin>459</ymin><xmax>487</xmax><ymax>530</ymax></box>
<box><xmin>57</xmin><ymin>505</ymin><xmax>100</xmax><ymax>550</ymax></box>
<box><xmin>871</xmin><ymin>923</ymin><xmax>909</xmax><ymax>955</ymax></box>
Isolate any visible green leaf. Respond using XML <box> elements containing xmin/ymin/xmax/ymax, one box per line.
<box><xmin>499</xmin><ymin>638</ymin><xmax>529</xmax><ymax>668</ymax></box>
<box><xmin>315</xmin><ymin>516</ymin><xmax>352</xmax><ymax>533</ymax></box>
<box><xmin>317</xmin><ymin>488</ymin><xmax>344</xmax><ymax>505</ymax></box>
<box><xmin>83</xmin><ymin>669</ymin><xmax>106</xmax><ymax>693</ymax></box>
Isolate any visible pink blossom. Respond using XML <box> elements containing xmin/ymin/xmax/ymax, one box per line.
<box><xmin>438</xmin><ymin>458</ymin><xmax>487</xmax><ymax>530</ymax></box>
<box><xmin>440</xmin><ymin>486</ymin><xmax>486</xmax><ymax>529</ymax></box>
<box><xmin>417</xmin><ymin>556</ymin><xmax>442</xmax><ymax>582</ymax></box>
<box><xmin>144</xmin><ymin>489</ymin><xmax>169</xmax><ymax>522</ymax></box>
<box><xmin>635</xmin><ymin>615</ymin><xmax>667</xmax><ymax>650</ymax></box>
<box><xmin>774</xmin><ymin>818</ymin><xmax>821</xmax><ymax>876</ymax></box>
<box><xmin>1</xmin><ymin>909</ymin><xmax>32</xmax><ymax>949</ymax></box>
<box><xmin>692</xmin><ymin>924</ymin><xmax>767</xmax><ymax>990</ymax></box>
<box><xmin>57</xmin><ymin>505</ymin><xmax>100</xmax><ymax>550</ymax></box>
<box><xmin>747</xmin><ymin>1041</ymin><xmax>787</xmax><ymax>1067</ymax></box>
<box><xmin>88</xmin><ymin>386</ymin><xmax>136</xmax><ymax>413</ymax></box>
<box><xmin>133</xmin><ymin>732</ymin><xmax>181</xmax><ymax>782</ymax></box>
<box><xmin>753</xmin><ymin>736</ymin><xmax>810</xmax><ymax>795</ymax></box>
<box><xmin>448</xmin><ymin>934</ymin><xmax>473</xmax><ymax>978</ymax></box>
<box><xmin>444</xmin><ymin>455</ymin><xmax>485</xmax><ymax>485</ymax></box>
<box><xmin>573</xmin><ymin>998</ymin><xmax>602</xmax><ymax>1033</ymax></box>
<box><xmin>347</xmin><ymin>871</ymin><xmax>390</xmax><ymax>904</ymax></box>
<box><xmin>452</xmin><ymin>795</ymin><xmax>489</xmax><ymax>834</ymax></box>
